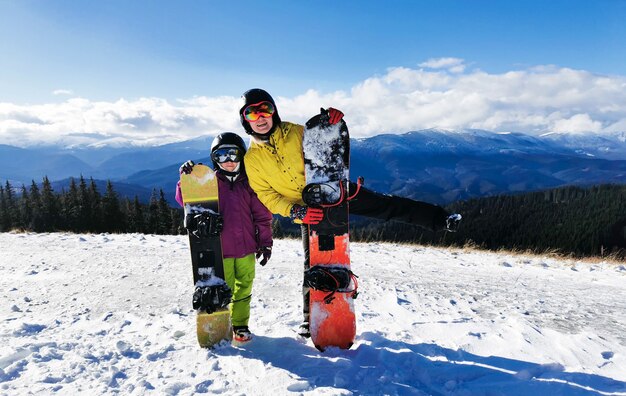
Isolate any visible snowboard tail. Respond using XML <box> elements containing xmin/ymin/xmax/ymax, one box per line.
<box><xmin>197</xmin><ymin>310</ymin><xmax>231</xmax><ymax>347</ymax></box>
<box><xmin>308</xmin><ymin>231</ymin><xmax>356</xmax><ymax>350</ymax></box>
<box><xmin>180</xmin><ymin>165</ymin><xmax>232</xmax><ymax>348</ymax></box>
<box><xmin>303</xmin><ymin>111</ymin><xmax>356</xmax><ymax>351</ymax></box>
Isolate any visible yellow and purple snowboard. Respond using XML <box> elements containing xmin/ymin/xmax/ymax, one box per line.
<box><xmin>180</xmin><ymin>164</ymin><xmax>232</xmax><ymax>348</ymax></box>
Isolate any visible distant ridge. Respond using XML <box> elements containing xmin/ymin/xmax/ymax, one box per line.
<box><xmin>2</xmin><ymin>129</ymin><xmax>626</xmax><ymax>204</ymax></box>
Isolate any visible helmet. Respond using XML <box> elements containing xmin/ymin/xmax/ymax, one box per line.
<box><xmin>239</xmin><ymin>88</ymin><xmax>281</xmax><ymax>138</ymax></box>
<box><xmin>210</xmin><ymin>132</ymin><xmax>247</xmax><ymax>175</ymax></box>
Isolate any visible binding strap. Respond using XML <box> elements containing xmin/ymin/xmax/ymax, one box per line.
<box><xmin>346</xmin><ymin>176</ymin><xmax>364</xmax><ymax>201</ymax></box>
<box><xmin>304</xmin><ymin>266</ymin><xmax>359</xmax><ymax>304</ymax></box>
<box><xmin>192</xmin><ymin>283</ymin><xmax>232</xmax><ymax>313</ymax></box>
<box><xmin>320</xmin><ymin>181</ymin><xmax>345</xmax><ymax>208</ymax></box>
<box><xmin>322</xmin><ymin>177</ymin><xmax>364</xmax><ymax>207</ymax></box>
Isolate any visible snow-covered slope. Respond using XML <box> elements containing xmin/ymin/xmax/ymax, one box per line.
<box><xmin>540</xmin><ymin>131</ymin><xmax>626</xmax><ymax>160</ymax></box>
<box><xmin>1</xmin><ymin>233</ymin><xmax>625</xmax><ymax>395</ymax></box>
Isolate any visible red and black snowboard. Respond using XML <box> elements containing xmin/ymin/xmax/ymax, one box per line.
<box><xmin>302</xmin><ymin>109</ymin><xmax>358</xmax><ymax>351</ymax></box>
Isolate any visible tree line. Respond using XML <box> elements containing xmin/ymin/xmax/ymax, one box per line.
<box><xmin>345</xmin><ymin>184</ymin><xmax>626</xmax><ymax>258</ymax></box>
<box><xmin>2</xmin><ymin>177</ymin><xmax>625</xmax><ymax>259</ymax></box>
<box><xmin>446</xmin><ymin>184</ymin><xmax>626</xmax><ymax>258</ymax></box>
<box><xmin>0</xmin><ymin>176</ymin><xmax>182</xmax><ymax>235</ymax></box>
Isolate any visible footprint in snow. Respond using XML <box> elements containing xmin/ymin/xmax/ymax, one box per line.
<box><xmin>101</xmin><ymin>312</ymin><xmax>114</xmax><ymax>321</ymax></box>
<box><xmin>146</xmin><ymin>345</ymin><xmax>176</xmax><ymax>361</ymax></box>
<box><xmin>116</xmin><ymin>341</ymin><xmax>141</xmax><ymax>359</ymax></box>
<box><xmin>287</xmin><ymin>381</ymin><xmax>312</xmax><ymax>392</ymax></box>
<box><xmin>601</xmin><ymin>351</ymin><xmax>614</xmax><ymax>359</ymax></box>
<box><xmin>396</xmin><ymin>296</ymin><xmax>411</xmax><ymax>306</ymax></box>
<box><xmin>13</xmin><ymin>323</ymin><xmax>46</xmax><ymax>336</ymax></box>
<box><xmin>195</xmin><ymin>380</ymin><xmax>214</xmax><ymax>393</ymax></box>
<box><xmin>515</xmin><ymin>362</ymin><xmax>564</xmax><ymax>380</ymax></box>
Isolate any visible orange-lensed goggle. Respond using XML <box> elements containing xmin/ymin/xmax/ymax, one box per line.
<box><xmin>243</xmin><ymin>101</ymin><xmax>275</xmax><ymax>122</ymax></box>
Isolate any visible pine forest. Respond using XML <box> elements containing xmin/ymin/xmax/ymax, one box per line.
<box><xmin>1</xmin><ymin>177</ymin><xmax>625</xmax><ymax>259</ymax></box>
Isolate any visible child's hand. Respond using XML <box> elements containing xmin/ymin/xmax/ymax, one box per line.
<box><xmin>256</xmin><ymin>246</ymin><xmax>272</xmax><ymax>266</ymax></box>
<box><xmin>179</xmin><ymin>160</ymin><xmax>195</xmax><ymax>174</ymax></box>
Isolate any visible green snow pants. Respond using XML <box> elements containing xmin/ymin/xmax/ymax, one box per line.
<box><xmin>222</xmin><ymin>253</ymin><xmax>256</xmax><ymax>327</ymax></box>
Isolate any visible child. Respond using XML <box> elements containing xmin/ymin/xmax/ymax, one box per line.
<box><xmin>239</xmin><ymin>88</ymin><xmax>461</xmax><ymax>337</ymax></box>
<box><xmin>176</xmin><ymin>132</ymin><xmax>273</xmax><ymax>342</ymax></box>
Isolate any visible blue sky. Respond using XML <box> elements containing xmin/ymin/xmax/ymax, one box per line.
<box><xmin>2</xmin><ymin>0</ymin><xmax>624</xmax><ymax>102</ymax></box>
<box><xmin>1</xmin><ymin>0</ymin><xmax>625</xmax><ymax>146</ymax></box>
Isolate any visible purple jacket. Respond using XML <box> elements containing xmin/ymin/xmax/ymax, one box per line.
<box><xmin>176</xmin><ymin>172</ymin><xmax>273</xmax><ymax>259</ymax></box>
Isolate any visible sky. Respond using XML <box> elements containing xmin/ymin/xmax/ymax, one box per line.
<box><xmin>1</xmin><ymin>0</ymin><xmax>626</xmax><ymax>147</ymax></box>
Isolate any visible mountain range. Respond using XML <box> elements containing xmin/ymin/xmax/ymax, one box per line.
<box><xmin>2</xmin><ymin>129</ymin><xmax>626</xmax><ymax>205</ymax></box>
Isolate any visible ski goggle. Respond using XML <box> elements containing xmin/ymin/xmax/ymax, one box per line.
<box><xmin>243</xmin><ymin>101</ymin><xmax>275</xmax><ymax>122</ymax></box>
<box><xmin>212</xmin><ymin>147</ymin><xmax>243</xmax><ymax>163</ymax></box>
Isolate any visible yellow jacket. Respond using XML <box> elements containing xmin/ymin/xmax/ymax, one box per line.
<box><xmin>244</xmin><ymin>122</ymin><xmax>307</xmax><ymax>218</ymax></box>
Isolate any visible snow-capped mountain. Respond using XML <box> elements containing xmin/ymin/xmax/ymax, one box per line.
<box><xmin>350</xmin><ymin>129</ymin><xmax>626</xmax><ymax>203</ymax></box>
<box><xmin>2</xmin><ymin>130</ymin><xmax>626</xmax><ymax>204</ymax></box>
<box><xmin>539</xmin><ymin>131</ymin><xmax>626</xmax><ymax>160</ymax></box>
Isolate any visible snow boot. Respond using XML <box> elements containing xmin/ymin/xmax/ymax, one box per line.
<box><xmin>297</xmin><ymin>322</ymin><xmax>311</xmax><ymax>338</ymax></box>
<box><xmin>233</xmin><ymin>326</ymin><xmax>253</xmax><ymax>342</ymax></box>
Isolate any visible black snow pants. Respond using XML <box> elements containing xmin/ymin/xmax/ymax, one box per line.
<box><xmin>301</xmin><ymin>183</ymin><xmax>449</xmax><ymax>322</ymax></box>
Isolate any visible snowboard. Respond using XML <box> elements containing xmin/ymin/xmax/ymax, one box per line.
<box><xmin>179</xmin><ymin>164</ymin><xmax>232</xmax><ymax>348</ymax></box>
<box><xmin>302</xmin><ymin>109</ymin><xmax>358</xmax><ymax>351</ymax></box>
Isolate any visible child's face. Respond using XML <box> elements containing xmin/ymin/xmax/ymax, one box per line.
<box><xmin>220</xmin><ymin>161</ymin><xmax>239</xmax><ymax>172</ymax></box>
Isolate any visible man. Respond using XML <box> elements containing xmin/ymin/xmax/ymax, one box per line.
<box><xmin>241</xmin><ymin>88</ymin><xmax>461</xmax><ymax>337</ymax></box>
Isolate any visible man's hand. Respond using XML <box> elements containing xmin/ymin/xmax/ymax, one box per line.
<box><xmin>327</xmin><ymin>107</ymin><xmax>344</xmax><ymax>125</ymax></box>
<box><xmin>290</xmin><ymin>204</ymin><xmax>324</xmax><ymax>225</ymax></box>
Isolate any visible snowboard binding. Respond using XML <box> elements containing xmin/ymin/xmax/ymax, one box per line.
<box><xmin>302</xmin><ymin>177</ymin><xmax>364</xmax><ymax>208</ymax></box>
<box><xmin>192</xmin><ymin>283</ymin><xmax>232</xmax><ymax>314</ymax></box>
<box><xmin>186</xmin><ymin>211</ymin><xmax>224</xmax><ymax>238</ymax></box>
<box><xmin>302</xmin><ymin>182</ymin><xmax>344</xmax><ymax>207</ymax></box>
<box><xmin>304</xmin><ymin>266</ymin><xmax>359</xmax><ymax>304</ymax></box>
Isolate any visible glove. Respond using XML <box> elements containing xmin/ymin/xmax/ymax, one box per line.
<box><xmin>179</xmin><ymin>160</ymin><xmax>195</xmax><ymax>175</ymax></box>
<box><xmin>445</xmin><ymin>213</ymin><xmax>462</xmax><ymax>232</ymax></box>
<box><xmin>290</xmin><ymin>204</ymin><xmax>324</xmax><ymax>225</ymax></box>
<box><xmin>327</xmin><ymin>107</ymin><xmax>344</xmax><ymax>125</ymax></box>
<box><xmin>256</xmin><ymin>246</ymin><xmax>272</xmax><ymax>266</ymax></box>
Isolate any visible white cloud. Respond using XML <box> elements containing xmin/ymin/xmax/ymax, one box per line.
<box><xmin>552</xmin><ymin>113</ymin><xmax>603</xmax><ymax>133</ymax></box>
<box><xmin>52</xmin><ymin>89</ymin><xmax>74</xmax><ymax>96</ymax></box>
<box><xmin>419</xmin><ymin>57</ymin><xmax>466</xmax><ymax>73</ymax></box>
<box><xmin>0</xmin><ymin>96</ymin><xmax>242</xmax><ymax>147</ymax></box>
<box><xmin>1</xmin><ymin>60</ymin><xmax>626</xmax><ymax>147</ymax></box>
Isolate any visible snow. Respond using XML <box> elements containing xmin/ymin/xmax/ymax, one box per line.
<box><xmin>1</xmin><ymin>232</ymin><xmax>625</xmax><ymax>395</ymax></box>
<box><xmin>303</xmin><ymin>122</ymin><xmax>349</xmax><ymax>185</ymax></box>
